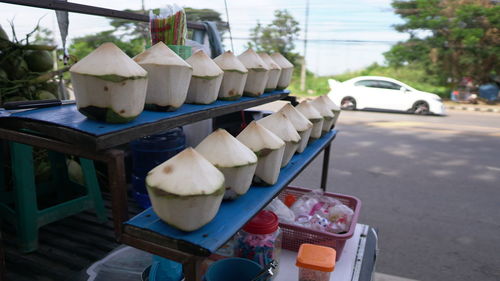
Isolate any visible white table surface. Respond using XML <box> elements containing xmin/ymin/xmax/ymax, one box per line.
<box><xmin>274</xmin><ymin>224</ymin><xmax>364</xmax><ymax>281</ymax></box>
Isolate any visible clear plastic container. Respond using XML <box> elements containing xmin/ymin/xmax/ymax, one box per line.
<box><xmin>235</xmin><ymin>210</ymin><xmax>282</xmax><ymax>269</ymax></box>
<box><xmin>296</xmin><ymin>244</ymin><xmax>336</xmax><ymax>281</ymax></box>
<box><xmin>298</xmin><ymin>267</ymin><xmax>331</xmax><ymax>281</ymax></box>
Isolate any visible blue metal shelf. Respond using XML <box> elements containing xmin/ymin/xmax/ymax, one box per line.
<box><xmin>0</xmin><ymin>90</ymin><xmax>289</xmax><ymax>150</ymax></box>
<box><xmin>123</xmin><ymin>130</ymin><xmax>337</xmax><ymax>256</ymax></box>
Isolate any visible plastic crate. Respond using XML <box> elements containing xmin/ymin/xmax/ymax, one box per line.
<box><xmin>277</xmin><ymin>186</ymin><xmax>361</xmax><ymax>261</ymax></box>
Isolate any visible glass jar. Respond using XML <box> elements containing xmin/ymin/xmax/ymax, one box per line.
<box><xmin>235</xmin><ymin>210</ymin><xmax>282</xmax><ymax>270</ymax></box>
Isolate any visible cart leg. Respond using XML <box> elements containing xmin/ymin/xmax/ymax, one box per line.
<box><xmin>183</xmin><ymin>257</ymin><xmax>204</xmax><ymax>281</ymax></box>
<box><xmin>0</xmin><ymin>224</ymin><xmax>5</xmax><ymax>281</ymax></box>
<box><xmin>105</xmin><ymin>149</ymin><xmax>128</xmax><ymax>239</ymax></box>
<box><xmin>320</xmin><ymin>143</ymin><xmax>331</xmax><ymax>191</ymax></box>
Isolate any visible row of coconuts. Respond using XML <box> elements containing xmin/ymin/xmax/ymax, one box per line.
<box><xmin>145</xmin><ymin>96</ymin><xmax>341</xmax><ymax>231</ymax></box>
<box><xmin>69</xmin><ymin>42</ymin><xmax>294</xmax><ymax>123</ymax></box>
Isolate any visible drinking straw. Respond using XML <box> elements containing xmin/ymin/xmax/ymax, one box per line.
<box><xmin>149</xmin><ymin>5</ymin><xmax>186</xmax><ymax>46</ymax></box>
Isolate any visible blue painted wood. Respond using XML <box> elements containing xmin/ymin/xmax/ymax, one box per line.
<box><xmin>0</xmin><ymin>91</ymin><xmax>288</xmax><ymax>137</ymax></box>
<box><xmin>124</xmin><ymin>130</ymin><xmax>337</xmax><ymax>255</ymax></box>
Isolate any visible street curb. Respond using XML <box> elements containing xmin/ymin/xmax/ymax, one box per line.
<box><xmin>446</xmin><ymin>105</ymin><xmax>500</xmax><ymax>113</ymax></box>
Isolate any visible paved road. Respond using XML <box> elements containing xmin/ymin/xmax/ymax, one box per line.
<box><xmin>292</xmin><ymin>110</ymin><xmax>500</xmax><ymax>281</ymax></box>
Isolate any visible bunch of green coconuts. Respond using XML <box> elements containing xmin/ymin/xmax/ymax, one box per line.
<box><xmin>0</xmin><ymin>25</ymin><xmax>85</xmax><ymax>185</ymax></box>
<box><xmin>0</xmin><ymin>24</ymin><xmax>62</xmax><ymax>105</ymax></box>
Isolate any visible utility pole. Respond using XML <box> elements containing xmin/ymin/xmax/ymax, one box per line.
<box><xmin>300</xmin><ymin>0</ymin><xmax>310</xmax><ymax>92</ymax></box>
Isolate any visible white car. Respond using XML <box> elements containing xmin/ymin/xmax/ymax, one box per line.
<box><xmin>327</xmin><ymin>76</ymin><xmax>446</xmax><ymax>115</ymax></box>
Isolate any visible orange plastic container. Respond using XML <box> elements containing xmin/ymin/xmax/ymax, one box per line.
<box><xmin>296</xmin><ymin>244</ymin><xmax>336</xmax><ymax>281</ymax></box>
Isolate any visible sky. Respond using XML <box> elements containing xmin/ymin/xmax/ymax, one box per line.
<box><xmin>0</xmin><ymin>0</ymin><xmax>408</xmax><ymax>76</ymax></box>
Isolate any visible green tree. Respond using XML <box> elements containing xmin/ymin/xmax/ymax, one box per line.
<box><xmin>247</xmin><ymin>10</ymin><xmax>301</xmax><ymax>65</ymax></box>
<box><xmin>184</xmin><ymin>7</ymin><xmax>228</xmax><ymax>37</ymax></box>
<box><xmin>385</xmin><ymin>0</ymin><xmax>500</xmax><ymax>85</ymax></box>
<box><xmin>69</xmin><ymin>30</ymin><xmax>144</xmax><ymax>59</ymax></box>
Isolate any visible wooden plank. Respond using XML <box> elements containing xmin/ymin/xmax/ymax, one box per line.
<box><xmin>0</xmin><ymin>0</ymin><xmax>149</xmax><ymax>21</ymax></box>
<box><xmin>43</xmin><ymin>225</ymin><xmax>116</xmax><ymax>252</ymax></box>
<box><xmin>0</xmin><ymin>0</ymin><xmax>206</xmax><ymax>30</ymax></box>
<box><xmin>38</xmin><ymin>228</ymin><xmax>108</xmax><ymax>261</ymax></box>
<box><xmin>123</xmin><ymin>130</ymin><xmax>338</xmax><ymax>256</ymax></box>
<box><xmin>2</xmin><ymin>192</ymin><xmax>140</xmax><ymax>280</ymax></box>
<box><xmin>4</xmin><ymin>247</ymin><xmax>72</xmax><ymax>280</ymax></box>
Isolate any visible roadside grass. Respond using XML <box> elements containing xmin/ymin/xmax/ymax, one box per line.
<box><xmin>290</xmin><ymin>63</ymin><xmax>450</xmax><ymax>99</ymax></box>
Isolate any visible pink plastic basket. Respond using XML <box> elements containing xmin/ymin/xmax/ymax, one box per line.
<box><xmin>277</xmin><ymin>186</ymin><xmax>361</xmax><ymax>261</ymax></box>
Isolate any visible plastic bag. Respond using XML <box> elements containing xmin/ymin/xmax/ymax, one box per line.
<box><xmin>149</xmin><ymin>4</ymin><xmax>187</xmax><ymax>45</ymax></box>
<box><xmin>265</xmin><ymin>197</ymin><xmax>295</xmax><ymax>224</ymax></box>
<box><xmin>290</xmin><ymin>190</ymin><xmax>354</xmax><ymax>233</ymax></box>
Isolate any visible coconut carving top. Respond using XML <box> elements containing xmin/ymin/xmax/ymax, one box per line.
<box><xmin>318</xmin><ymin>95</ymin><xmax>341</xmax><ymax>111</ymax></box>
<box><xmin>270</xmin><ymin>53</ymin><xmax>293</xmax><ymax>69</ymax></box>
<box><xmin>296</xmin><ymin>100</ymin><xmax>323</xmax><ymax>120</ymax></box>
<box><xmin>146</xmin><ymin>148</ymin><xmax>224</xmax><ymax>196</ymax></box>
<box><xmin>237</xmin><ymin>48</ymin><xmax>270</xmax><ymax>71</ymax></box>
<box><xmin>70</xmin><ymin>42</ymin><xmax>147</xmax><ymax>78</ymax></box>
<box><xmin>133</xmin><ymin>42</ymin><xmax>192</xmax><ymax>68</ymax></box>
<box><xmin>279</xmin><ymin>103</ymin><xmax>313</xmax><ymax>132</ymax></box>
<box><xmin>196</xmin><ymin>129</ymin><xmax>257</xmax><ymax>168</ymax></box>
<box><xmin>213</xmin><ymin>51</ymin><xmax>248</xmax><ymax>73</ymax></box>
<box><xmin>258</xmin><ymin>52</ymin><xmax>281</xmax><ymax>70</ymax></box>
<box><xmin>237</xmin><ymin>121</ymin><xmax>285</xmax><ymax>152</ymax></box>
<box><xmin>257</xmin><ymin>113</ymin><xmax>301</xmax><ymax>143</ymax></box>
<box><xmin>186</xmin><ymin>50</ymin><xmax>224</xmax><ymax>78</ymax></box>
<box><xmin>310</xmin><ymin>97</ymin><xmax>335</xmax><ymax>118</ymax></box>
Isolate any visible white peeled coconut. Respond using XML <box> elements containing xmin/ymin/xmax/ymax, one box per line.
<box><xmin>278</xmin><ymin>103</ymin><xmax>313</xmax><ymax>153</ymax></box>
<box><xmin>295</xmin><ymin>100</ymin><xmax>324</xmax><ymax>140</ymax></box>
<box><xmin>310</xmin><ymin>97</ymin><xmax>335</xmax><ymax>134</ymax></box>
<box><xmin>236</xmin><ymin>121</ymin><xmax>285</xmax><ymax>185</ymax></box>
<box><xmin>196</xmin><ymin>129</ymin><xmax>257</xmax><ymax>200</ymax></box>
<box><xmin>185</xmin><ymin>50</ymin><xmax>224</xmax><ymax>104</ymax></box>
<box><xmin>237</xmin><ymin>48</ymin><xmax>270</xmax><ymax>97</ymax></box>
<box><xmin>257</xmin><ymin>113</ymin><xmax>301</xmax><ymax>167</ymax></box>
<box><xmin>70</xmin><ymin>42</ymin><xmax>148</xmax><ymax>123</ymax></box>
<box><xmin>133</xmin><ymin>42</ymin><xmax>192</xmax><ymax>111</ymax></box>
<box><xmin>270</xmin><ymin>53</ymin><xmax>294</xmax><ymax>90</ymax></box>
<box><xmin>145</xmin><ymin>147</ymin><xmax>225</xmax><ymax>231</ymax></box>
<box><xmin>258</xmin><ymin>52</ymin><xmax>281</xmax><ymax>92</ymax></box>
<box><xmin>317</xmin><ymin>95</ymin><xmax>341</xmax><ymax>128</ymax></box>
<box><xmin>213</xmin><ymin>51</ymin><xmax>248</xmax><ymax>101</ymax></box>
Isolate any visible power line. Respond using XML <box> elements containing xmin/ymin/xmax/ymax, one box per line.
<box><xmin>229</xmin><ymin>37</ymin><xmax>399</xmax><ymax>44</ymax></box>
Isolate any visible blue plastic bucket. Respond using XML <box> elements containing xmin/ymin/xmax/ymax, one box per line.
<box><xmin>148</xmin><ymin>255</ymin><xmax>183</xmax><ymax>281</ymax></box>
<box><xmin>130</xmin><ymin>127</ymin><xmax>186</xmax><ymax>208</ymax></box>
<box><xmin>204</xmin><ymin>258</ymin><xmax>262</xmax><ymax>281</ymax></box>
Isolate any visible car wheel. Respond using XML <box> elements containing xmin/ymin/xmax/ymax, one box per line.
<box><xmin>341</xmin><ymin>97</ymin><xmax>356</xmax><ymax>110</ymax></box>
<box><xmin>411</xmin><ymin>101</ymin><xmax>430</xmax><ymax>115</ymax></box>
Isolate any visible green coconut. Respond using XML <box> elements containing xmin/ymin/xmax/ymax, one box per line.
<box><xmin>3</xmin><ymin>56</ymin><xmax>29</xmax><ymax>80</ymax></box>
<box><xmin>25</xmin><ymin>50</ymin><xmax>53</xmax><ymax>72</ymax></box>
<box><xmin>67</xmin><ymin>159</ymin><xmax>85</xmax><ymax>185</ymax></box>
<box><xmin>4</xmin><ymin>96</ymin><xmax>28</xmax><ymax>102</ymax></box>
<box><xmin>36</xmin><ymin>90</ymin><xmax>57</xmax><ymax>100</ymax></box>
<box><xmin>41</xmin><ymin>82</ymin><xmax>59</xmax><ymax>95</ymax></box>
<box><xmin>0</xmin><ymin>68</ymin><xmax>8</xmax><ymax>81</ymax></box>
